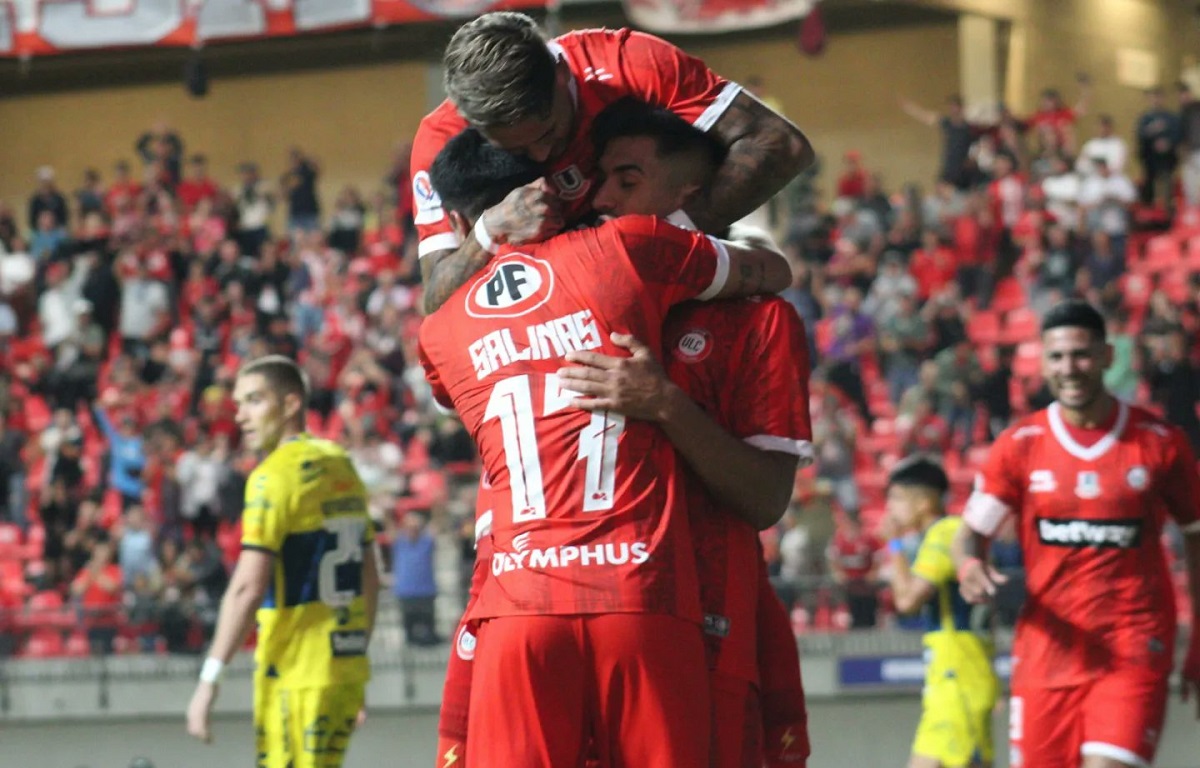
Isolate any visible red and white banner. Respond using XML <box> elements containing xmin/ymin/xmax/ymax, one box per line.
<box><xmin>0</xmin><ymin>0</ymin><xmax>544</xmax><ymax>58</ymax></box>
<box><xmin>622</xmin><ymin>0</ymin><xmax>818</xmax><ymax>34</ymax></box>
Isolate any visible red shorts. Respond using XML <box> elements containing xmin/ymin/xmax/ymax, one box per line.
<box><xmin>437</xmin><ymin>619</ymin><xmax>475</xmax><ymax>743</ymax></box>
<box><xmin>435</xmin><ymin>736</ymin><xmax>467</xmax><ymax>768</ymax></box>
<box><xmin>466</xmin><ymin>613</ymin><xmax>709</xmax><ymax>768</ymax></box>
<box><xmin>1010</xmin><ymin>668</ymin><xmax>1169</xmax><ymax>768</ymax></box>
<box><xmin>757</xmin><ymin>573</ymin><xmax>809</xmax><ymax>768</ymax></box>
<box><xmin>711</xmin><ymin>672</ymin><xmax>763</xmax><ymax>768</ymax></box>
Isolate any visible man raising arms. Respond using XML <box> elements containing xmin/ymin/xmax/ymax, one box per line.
<box><xmin>954</xmin><ymin>300</ymin><xmax>1200</xmax><ymax>768</ymax></box>
<box><xmin>186</xmin><ymin>355</ymin><xmax>379</xmax><ymax>768</ymax></box>
<box><xmin>411</xmin><ymin>11</ymin><xmax>813</xmax><ymax>313</ymax></box>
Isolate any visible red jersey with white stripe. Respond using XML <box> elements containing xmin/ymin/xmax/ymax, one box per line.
<box><xmin>419</xmin><ymin>215</ymin><xmax>733</xmax><ymax>621</ymax></box>
<box><xmin>410</xmin><ymin>27</ymin><xmax>738</xmax><ymax>258</ymax></box>
<box><xmin>663</xmin><ymin>297</ymin><xmax>813</xmax><ymax>683</ymax></box>
<box><xmin>964</xmin><ymin>401</ymin><xmax>1200</xmax><ymax>689</ymax></box>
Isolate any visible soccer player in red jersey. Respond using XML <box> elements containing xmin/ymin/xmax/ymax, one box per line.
<box><xmin>419</xmin><ymin>127</ymin><xmax>791</xmax><ymax>768</ymax></box>
<box><xmin>955</xmin><ymin>299</ymin><xmax>1200</xmax><ymax>768</ymax></box>
<box><xmin>555</xmin><ymin>101</ymin><xmax>814</xmax><ymax>768</ymax></box>
<box><xmin>411</xmin><ymin>11</ymin><xmax>813</xmax><ymax>314</ymax></box>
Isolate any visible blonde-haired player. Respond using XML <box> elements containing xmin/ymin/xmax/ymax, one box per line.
<box><xmin>186</xmin><ymin>355</ymin><xmax>379</xmax><ymax>768</ymax></box>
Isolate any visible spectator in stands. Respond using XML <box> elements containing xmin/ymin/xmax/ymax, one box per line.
<box><xmin>28</xmin><ymin>166</ymin><xmax>69</xmax><ymax>231</ymax></box>
<box><xmin>1135</xmin><ymin>88</ymin><xmax>1180</xmax><ymax>210</ymax></box>
<box><xmin>0</xmin><ymin>418</ymin><xmax>26</xmax><ymax>530</ymax></box>
<box><xmin>116</xmin><ymin>505</ymin><xmax>157</xmax><ymax>586</ymax></box>
<box><xmin>1079</xmin><ymin>231</ymin><xmax>1125</xmax><ymax>303</ymax></box>
<box><xmin>836</xmin><ymin>150</ymin><xmax>868</xmax><ymax>200</ymax></box>
<box><xmin>864</xmin><ymin>251</ymin><xmax>917</xmax><ymax>324</ymax></box>
<box><xmin>232</xmin><ymin>162</ymin><xmax>274</xmax><ymax>257</ymax></box>
<box><xmin>29</xmin><ymin>210</ymin><xmax>68</xmax><ymax>263</ymax></box>
<box><xmin>826</xmin><ymin>511</ymin><xmax>880</xmax><ymax>629</ymax></box>
<box><xmin>878</xmin><ymin>293</ymin><xmax>928</xmax><ymax>405</ymax></box>
<box><xmin>774</xmin><ymin>506</ymin><xmax>812</xmax><ymax>611</ymax></box>
<box><xmin>93</xmin><ymin>402</ymin><xmax>146</xmax><ymax>510</ymax></box>
<box><xmin>1026</xmin><ymin>78</ymin><xmax>1091</xmax><ymax>155</ymax></box>
<box><xmin>1078</xmin><ymin>156</ymin><xmax>1137</xmax><ymax>261</ymax></box>
<box><xmin>135</xmin><ymin>121</ymin><xmax>184</xmax><ymax>186</ymax></box>
<box><xmin>39</xmin><ymin>477</ymin><xmax>74</xmax><ymax>585</ymax></box>
<box><xmin>1103</xmin><ymin>314</ymin><xmax>1140</xmax><ymax>402</ymax></box>
<box><xmin>70</xmin><ymin>539</ymin><xmax>122</xmax><ymax>655</ymax></box>
<box><xmin>812</xmin><ymin>387</ymin><xmax>859</xmax><ymax>514</ymax></box>
<box><xmin>45</xmin><ymin>299</ymin><xmax>104</xmax><ymax>410</ymax></box>
<box><xmin>391</xmin><ymin>511</ymin><xmax>441</xmax><ymax>646</ymax></box>
<box><xmin>74</xmin><ymin>168</ymin><xmax>105</xmax><ymax>219</ymax></box>
<box><xmin>281</xmin><ymin>147</ymin><xmax>321</xmax><ymax>232</ymax></box>
<box><xmin>821</xmin><ymin>285</ymin><xmax>874</xmax><ymax>422</ymax></box>
<box><xmin>125</xmin><ymin>571</ymin><xmax>161</xmax><ymax>652</ymax></box>
<box><xmin>909</xmin><ymin>229</ymin><xmax>956</xmax><ymax>303</ymax></box>
<box><xmin>979</xmin><ymin>345</ymin><xmax>1015</xmax><ymax>439</ymax></box>
<box><xmin>1147</xmin><ymin>328</ymin><xmax>1200</xmax><ymax>450</ymax></box>
<box><xmin>934</xmin><ymin>339</ymin><xmax>984</xmax><ymax>449</ymax></box>
<box><xmin>898</xmin><ymin>94</ymin><xmax>976</xmax><ymax>189</ymax></box>
<box><xmin>1180</xmin><ymin>84</ymin><xmax>1200</xmax><ymax>211</ymax></box>
<box><xmin>38</xmin><ymin>262</ymin><xmax>76</xmax><ymax>350</ymax></box>
<box><xmin>1077</xmin><ymin>114</ymin><xmax>1128</xmax><ymax>176</ymax></box>
<box><xmin>328</xmin><ymin>187</ymin><xmax>367</xmax><ymax>255</ymax></box>
<box><xmin>117</xmin><ymin>258</ymin><xmax>169</xmax><ymax>361</ymax></box>
<box><xmin>183</xmin><ymin>535</ymin><xmax>228</xmax><ymax>645</ymax></box>
<box><xmin>176</xmin><ymin>155</ymin><xmax>219</xmax><ymax>213</ymax></box>
<box><xmin>899</xmin><ymin>397</ymin><xmax>950</xmax><ymax>454</ymax></box>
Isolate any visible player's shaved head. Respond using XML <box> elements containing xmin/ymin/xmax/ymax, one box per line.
<box><xmin>1041</xmin><ymin>299</ymin><xmax>1106</xmax><ymax>343</ymax></box>
<box><xmin>429</xmin><ymin>128</ymin><xmax>544</xmax><ymax>222</ymax></box>
<box><xmin>238</xmin><ymin>354</ymin><xmax>310</xmax><ymax>410</ymax></box>
<box><xmin>444</xmin><ymin>12</ymin><xmax>556</xmax><ymax>127</ymax></box>
<box><xmin>592</xmin><ymin>97</ymin><xmax>727</xmax><ymax>188</ymax></box>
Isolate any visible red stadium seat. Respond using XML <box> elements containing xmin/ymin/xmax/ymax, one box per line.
<box><xmin>28</xmin><ymin>590</ymin><xmax>63</xmax><ymax>611</ymax></box>
<box><xmin>966</xmin><ymin>311</ymin><xmax>1000</xmax><ymax>346</ymax></box>
<box><xmin>64</xmin><ymin>631</ymin><xmax>91</xmax><ymax>657</ymax></box>
<box><xmin>21</xmin><ymin>628</ymin><xmax>65</xmax><ymax>658</ymax></box>
<box><xmin>1001</xmin><ymin>307</ymin><xmax>1039</xmax><ymax>345</ymax></box>
<box><xmin>1159</xmin><ymin>269</ymin><xmax>1190</xmax><ymax>304</ymax></box>
<box><xmin>1013</xmin><ymin>342</ymin><xmax>1042</xmax><ymax>379</ymax></box>
<box><xmin>990</xmin><ymin>277</ymin><xmax>1026</xmax><ymax>314</ymax></box>
<box><xmin>1143</xmin><ymin>235</ymin><xmax>1181</xmax><ymax>272</ymax></box>
<box><xmin>1119</xmin><ymin>273</ymin><xmax>1152</xmax><ymax>311</ymax></box>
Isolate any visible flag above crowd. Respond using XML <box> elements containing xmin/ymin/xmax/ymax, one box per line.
<box><xmin>622</xmin><ymin>0</ymin><xmax>820</xmax><ymax>34</ymax></box>
<box><xmin>0</xmin><ymin>0</ymin><xmax>546</xmax><ymax>58</ymax></box>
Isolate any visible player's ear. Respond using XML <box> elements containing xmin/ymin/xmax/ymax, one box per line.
<box><xmin>448</xmin><ymin>210</ymin><xmax>471</xmax><ymax>241</ymax></box>
<box><xmin>675</xmin><ymin>181</ymin><xmax>704</xmax><ymax>215</ymax></box>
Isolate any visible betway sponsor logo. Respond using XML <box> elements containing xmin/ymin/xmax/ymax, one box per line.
<box><xmin>492</xmin><ymin>542</ymin><xmax>650</xmax><ymax>575</ymax></box>
<box><xmin>1036</xmin><ymin>518</ymin><xmax>1142</xmax><ymax>549</ymax></box>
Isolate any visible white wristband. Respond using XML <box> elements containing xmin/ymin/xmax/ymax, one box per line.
<box><xmin>199</xmin><ymin>657</ymin><xmax>225</xmax><ymax>684</ymax></box>
<box><xmin>474</xmin><ymin>214</ymin><xmax>500</xmax><ymax>255</ymax></box>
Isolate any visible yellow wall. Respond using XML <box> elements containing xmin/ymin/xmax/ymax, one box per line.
<box><xmin>0</xmin><ymin>60</ymin><xmax>430</xmax><ymax>221</ymax></box>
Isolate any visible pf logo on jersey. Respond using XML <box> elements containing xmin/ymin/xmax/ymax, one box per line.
<box><xmin>673</xmin><ymin>329</ymin><xmax>712</xmax><ymax>363</ymax></box>
<box><xmin>466</xmin><ymin>254</ymin><xmax>555</xmax><ymax>319</ymax></box>
<box><xmin>412</xmin><ymin>171</ymin><xmax>442</xmax><ymax>225</ymax></box>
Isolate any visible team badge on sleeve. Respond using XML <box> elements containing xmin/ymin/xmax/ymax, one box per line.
<box><xmin>413</xmin><ymin>171</ymin><xmax>443</xmax><ymax>225</ymax></box>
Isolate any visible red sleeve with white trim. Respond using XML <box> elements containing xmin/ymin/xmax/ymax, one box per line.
<box><xmin>601</xmin><ymin>29</ymin><xmax>738</xmax><ymax>130</ymax></box>
<box><xmin>611</xmin><ymin>215</ymin><xmax>728</xmax><ymax>307</ymax></box>
<box><xmin>411</xmin><ymin>102</ymin><xmax>470</xmax><ymax>259</ymax></box>
<box><xmin>726</xmin><ymin>299</ymin><xmax>813</xmax><ymax>464</ymax></box>
<box><xmin>1160</xmin><ymin>427</ymin><xmax>1200</xmax><ymax>532</ymax></box>
<box><xmin>963</xmin><ymin>426</ymin><xmax>1025</xmax><ymax>537</ymax></box>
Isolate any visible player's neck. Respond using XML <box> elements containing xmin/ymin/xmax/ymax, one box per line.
<box><xmin>1057</xmin><ymin>391</ymin><xmax>1117</xmax><ymax>429</ymax></box>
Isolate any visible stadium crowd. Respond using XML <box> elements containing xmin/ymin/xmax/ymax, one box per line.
<box><xmin>1</xmin><ymin>69</ymin><xmax>1199</xmax><ymax>656</ymax></box>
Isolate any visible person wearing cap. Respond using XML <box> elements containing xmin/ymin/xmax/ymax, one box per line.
<box><xmin>882</xmin><ymin>455</ymin><xmax>998</xmax><ymax>768</ymax></box>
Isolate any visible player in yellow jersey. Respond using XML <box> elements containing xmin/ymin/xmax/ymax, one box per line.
<box><xmin>186</xmin><ymin>355</ymin><xmax>380</xmax><ymax>768</ymax></box>
<box><xmin>882</xmin><ymin>455</ymin><xmax>998</xmax><ymax>768</ymax></box>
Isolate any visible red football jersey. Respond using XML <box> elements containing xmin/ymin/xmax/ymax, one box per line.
<box><xmin>964</xmin><ymin>401</ymin><xmax>1200</xmax><ymax>688</ymax></box>
<box><xmin>419</xmin><ymin>215</ymin><xmax>733</xmax><ymax>621</ymax></box>
<box><xmin>663</xmin><ymin>297</ymin><xmax>813</xmax><ymax>683</ymax></box>
<box><xmin>410</xmin><ymin>27</ymin><xmax>737</xmax><ymax>258</ymax></box>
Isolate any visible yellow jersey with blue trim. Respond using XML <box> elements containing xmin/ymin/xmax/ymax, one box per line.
<box><xmin>241</xmin><ymin>434</ymin><xmax>373</xmax><ymax>689</ymax></box>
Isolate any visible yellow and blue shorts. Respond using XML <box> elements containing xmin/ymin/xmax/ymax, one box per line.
<box><xmin>254</xmin><ymin>679</ymin><xmax>365</xmax><ymax>768</ymax></box>
<box><xmin>912</xmin><ymin>665</ymin><xmax>998</xmax><ymax>767</ymax></box>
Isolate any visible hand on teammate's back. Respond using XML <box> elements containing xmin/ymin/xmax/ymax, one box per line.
<box><xmin>484</xmin><ymin>178</ymin><xmax>564</xmax><ymax>247</ymax></box>
<box><xmin>557</xmin><ymin>333</ymin><xmax>674</xmax><ymax>422</ymax></box>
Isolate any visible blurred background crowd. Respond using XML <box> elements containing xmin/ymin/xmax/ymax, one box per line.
<box><xmin>1</xmin><ymin>69</ymin><xmax>1199</xmax><ymax>656</ymax></box>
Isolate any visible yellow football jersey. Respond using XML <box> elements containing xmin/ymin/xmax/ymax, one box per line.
<box><xmin>241</xmin><ymin>434</ymin><xmax>374</xmax><ymax>689</ymax></box>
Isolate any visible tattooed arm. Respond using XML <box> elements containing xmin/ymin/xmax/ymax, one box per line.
<box><xmin>420</xmin><ymin>179</ymin><xmax>563</xmax><ymax>315</ymax></box>
<box><xmin>687</xmin><ymin>90</ymin><xmax>814</xmax><ymax>233</ymax></box>
<box><xmin>711</xmin><ymin>224</ymin><xmax>791</xmax><ymax>299</ymax></box>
